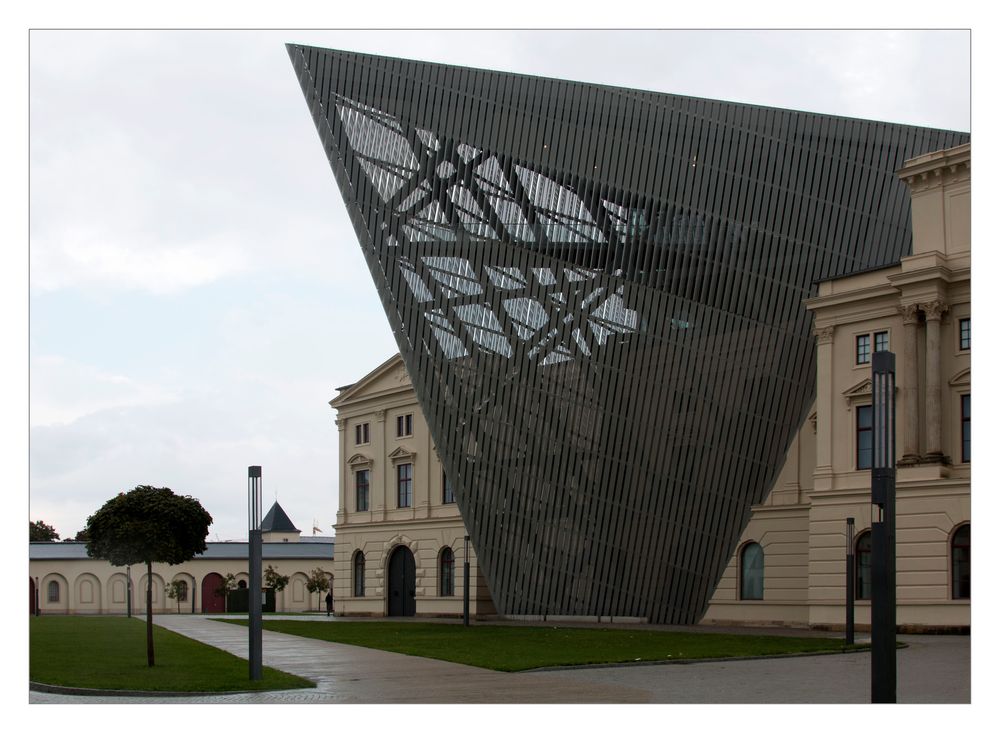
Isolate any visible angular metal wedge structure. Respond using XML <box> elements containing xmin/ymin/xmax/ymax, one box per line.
<box><xmin>288</xmin><ymin>44</ymin><xmax>967</xmax><ymax>624</ymax></box>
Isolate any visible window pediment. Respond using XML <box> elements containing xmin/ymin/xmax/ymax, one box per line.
<box><xmin>949</xmin><ymin>367</ymin><xmax>970</xmax><ymax>388</ymax></box>
<box><xmin>843</xmin><ymin>377</ymin><xmax>898</xmax><ymax>407</ymax></box>
<box><xmin>388</xmin><ymin>446</ymin><xmax>416</xmax><ymax>462</ymax></box>
<box><xmin>843</xmin><ymin>378</ymin><xmax>872</xmax><ymax>406</ymax></box>
<box><xmin>347</xmin><ymin>453</ymin><xmax>373</xmax><ymax>468</ymax></box>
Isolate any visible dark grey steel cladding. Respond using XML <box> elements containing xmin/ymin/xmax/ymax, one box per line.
<box><xmin>287</xmin><ymin>44</ymin><xmax>967</xmax><ymax>624</ymax></box>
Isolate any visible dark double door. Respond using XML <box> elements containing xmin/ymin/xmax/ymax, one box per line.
<box><xmin>387</xmin><ymin>546</ymin><xmax>416</xmax><ymax>617</ymax></box>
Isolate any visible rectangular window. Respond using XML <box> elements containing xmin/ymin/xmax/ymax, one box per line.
<box><xmin>355</xmin><ymin>422</ymin><xmax>370</xmax><ymax>445</ymax></box>
<box><xmin>961</xmin><ymin>394</ymin><xmax>970</xmax><ymax>463</ymax></box>
<box><xmin>857</xmin><ymin>405</ymin><xmax>873</xmax><ymax>470</ymax></box>
<box><xmin>443</xmin><ymin>471</ymin><xmax>455</xmax><ymax>504</ymax></box>
<box><xmin>856</xmin><ymin>334</ymin><xmax>871</xmax><ymax>365</ymax></box>
<box><xmin>959</xmin><ymin>318</ymin><xmax>970</xmax><ymax>351</ymax></box>
<box><xmin>396</xmin><ymin>413</ymin><xmax>413</xmax><ymax>437</ymax></box>
<box><xmin>874</xmin><ymin>331</ymin><xmax>889</xmax><ymax>353</ymax></box>
<box><xmin>355</xmin><ymin>469</ymin><xmax>370</xmax><ymax>511</ymax></box>
<box><xmin>397</xmin><ymin>463</ymin><xmax>412</xmax><ymax>508</ymax></box>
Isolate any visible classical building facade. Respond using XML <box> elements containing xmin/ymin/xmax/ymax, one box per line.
<box><xmin>29</xmin><ymin>502</ymin><xmax>335</xmax><ymax>615</ymax></box>
<box><xmin>704</xmin><ymin>144</ymin><xmax>971</xmax><ymax>630</ymax></box>
<box><xmin>290</xmin><ymin>44</ymin><xmax>968</xmax><ymax>623</ymax></box>
<box><xmin>329</xmin><ymin>356</ymin><xmax>495</xmax><ymax>617</ymax></box>
<box><xmin>332</xmin><ymin>144</ymin><xmax>971</xmax><ymax>630</ymax></box>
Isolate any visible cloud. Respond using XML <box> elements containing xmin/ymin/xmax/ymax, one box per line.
<box><xmin>30</xmin><ymin>355</ymin><xmax>179</xmax><ymax>426</ymax></box>
<box><xmin>31</xmin><ymin>230</ymin><xmax>252</xmax><ymax>295</ymax></box>
<box><xmin>29</xmin><ymin>31</ymin><xmax>344</xmax><ymax>297</ymax></box>
<box><xmin>30</xmin><ymin>383</ymin><xmax>340</xmax><ymax>543</ymax></box>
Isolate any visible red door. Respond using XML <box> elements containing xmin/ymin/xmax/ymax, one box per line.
<box><xmin>201</xmin><ymin>573</ymin><xmax>225</xmax><ymax>613</ymax></box>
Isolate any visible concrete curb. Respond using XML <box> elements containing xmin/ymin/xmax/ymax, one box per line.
<box><xmin>521</xmin><ymin>644</ymin><xmax>885</xmax><ymax>673</ymax></box>
<box><xmin>29</xmin><ymin>682</ymin><xmax>274</xmax><ymax>698</ymax></box>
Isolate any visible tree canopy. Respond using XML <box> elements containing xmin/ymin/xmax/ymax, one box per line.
<box><xmin>305</xmin><ymin>567</ymin><xmax>331</xmax><ymax>610</ymax></box>
<box><xmin>29</xmin><ymin>520</ymin><xmax>60</xmax><ymax>542</ymax></box>
<box><xmin>85</xmin><ymin>485</ymin><xmax>213</xmax><ymax>567</ymax></box>
<box><xmin>84</xmin><ymin>485</ymin><xmax>212</xmax><ymax>667</ymax></box>
<box><xmin>264</xmin><ymin>565</ymin><xmax>290</xmax><ymax>594</ymax></box>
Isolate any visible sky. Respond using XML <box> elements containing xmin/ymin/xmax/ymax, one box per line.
<box><xmin>25</xmin><ymin>29</ymin><xmax>971</xmax><ymax>543</ymax></box>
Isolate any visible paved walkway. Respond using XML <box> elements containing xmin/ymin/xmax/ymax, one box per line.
<box><xmin>29</xmin><ymin>616</ymin><xmax>970</xmax><ymax>704</ymax></box>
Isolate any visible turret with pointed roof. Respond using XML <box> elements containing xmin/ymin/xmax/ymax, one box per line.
<box><xmin>260</xmin><ymin>501</ymin><xmax>301</xmax><ymax>543</ymax></box>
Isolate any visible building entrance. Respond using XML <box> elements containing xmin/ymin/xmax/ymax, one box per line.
<box><xmin>387</xmin><ymin>546</ymin><xmax>416</xmax><ymax>617</ymax></box>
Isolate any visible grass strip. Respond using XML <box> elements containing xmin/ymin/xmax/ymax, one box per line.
<box><xmin>30</xmin><ymin>616</ymin><xmax>315</xmax><ymax>692</ymax></box>
<box><xmin>222</xmin><ymin>619</ymin><xmax>860</xmax><ymax>672</ymax></box>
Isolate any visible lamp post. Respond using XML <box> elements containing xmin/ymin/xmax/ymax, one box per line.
<box><xmin>846</xmin><ymin>517</ymin><xmax>855</xmax><ymax>646</ymax></box>
<box><xmin>248</xmin><ymin>465</ymin><xmax>263</xmax><ymax>681</ymax></box>
<box><xmin>34</xmin><ymin>576</ymin><xmax>40</xmax><ymax>617</ymax></box>
<box><xmin>126</xmin><ymin>565</ymin><xmax>132</xmax><ymax>618</ymax></box>
<box><xmin>463</xmin><ymin>535</ymin><xmax>470</xmax><ymax>627</ymax></box>
<box><xmin>870</xmin><ymin>351</ymin><xmax>896</xmax><ymax>703</ymax></box>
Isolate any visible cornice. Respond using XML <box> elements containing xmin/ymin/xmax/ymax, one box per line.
<box><xmin>897</xmin><ymin>144</ymin><xmax>971</xmax><ymax>191</ymax></box>
<box><xmin>887</xmin><ymin>263</ymin><xmax>966</xmax><ymax>290</ymax></box>
<box><xmin>810</xmin><ymin>299</ymin><xmax>903</xmax><ymax>329</ymax></box>
<box><xmin>804</xmin><ymin>282</ymin><xmax>899</xmax><ymax>312</ymax></box>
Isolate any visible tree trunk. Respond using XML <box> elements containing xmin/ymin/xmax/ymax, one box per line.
<box><xmin>146</xmin><ymin>560</ymin><xmax>155</xmax><ymax>667</ymax></box>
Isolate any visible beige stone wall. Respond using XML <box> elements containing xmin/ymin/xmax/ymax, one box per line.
<box><xmin>30</xmin><ymin>552</ymin><xmax>334</xmax><ymax>615</ymax></box>
<box><xmin>330</xmin><ymin>355</ymin><xmax>495</xmax><ymax>617</ymax></box>
<box><xmin>332</xmin><ymin>522</ymin><xmax>493</xmax><ymax>617</ymax></box>
<box><xmin>704</xmin><ymin>144</ymin><xmax>971</xmax><ymax>630</ymax></box>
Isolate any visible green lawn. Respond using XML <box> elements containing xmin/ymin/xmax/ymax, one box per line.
<box><xmin>30</xmin><ymin>616</ymin><xmax>315</xmax><ymax>692</ymax></box>
<box><xmin>222</xmin><ymin>619</ymin><xmax>861</xmax><ymax>672</ymax></box>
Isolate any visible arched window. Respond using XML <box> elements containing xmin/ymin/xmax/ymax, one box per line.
<box><xmin>353</xmin><ymin>551</ymin><xmax>365</xmax><ymax>597</ymax></box>
<box><xmin>237</xmin><ymin>579</ymin><xmax>247</xmax><ymax>590</ymax></box>
<box><xmin>176</xmin><ymin>580</ymin><xmax>188</xmax><ymax>602</ymax></box>
<box><xmin>47</xmin><ymin>580</ymin><xmax>60</xmax><ymax>603</ymax></box>
<box><xmin>740</xmin><ymin>542</ymin><xmax>764</xmax><ymax>600</ymax></box>
<box><xmin>440</xmin><ymin>547</ymin><xmax>455</xmax><ymax>596</ymax></box>
<box><xmin>855</xmin><ymin>531</ymin><xmax>872</xmax><ymax>600</ymax></box>
<box><xmin>951</xmin><ymin>524</ymin><xmax>970</xmax><ymax>599</ymax></box>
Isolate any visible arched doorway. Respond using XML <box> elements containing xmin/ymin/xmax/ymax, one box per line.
<box><xmin>387</xmin><ymin>546</ymin><xmax>416</xmax><ymax>617</ymax></box>
<box><xmin>201</xmin><ymin>573</ymin><xmax>225</xmax><ymax>613</ymax></box>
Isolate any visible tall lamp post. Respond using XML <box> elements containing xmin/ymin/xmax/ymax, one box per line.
<box><xmin>870</xmin><ymin>351</ymin><xmax>896</xmax><ymax>703</ymax></box>
<box><xmin>846</xmin><ymin>517</ymin><xmax>855</xmax><ymax>646</ymax></box>
<box><xmin>463</xmin><ymin>535</ymin><xmax>470</xmax><ymax>627</ymax></box>
<box><xmin>248</xmin><ymin>465</ymin><xmax>263</xmax><ymax>681</ymax></box>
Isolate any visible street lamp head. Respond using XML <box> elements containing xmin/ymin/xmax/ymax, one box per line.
<box><xmin>248</xmin><ymin>466</ymin><xmax>262</xmax><ymax>532</ymax></box>
<box><xmin>872</xmin><ymin>351</ymin><xmax>896</xmax><ymax>472</ymax></box>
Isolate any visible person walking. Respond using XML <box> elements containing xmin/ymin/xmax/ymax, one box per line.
<box><xmin>325</xmin><ymin>591</ymin><xmax>333</xmax><ymax>617</ymax></box>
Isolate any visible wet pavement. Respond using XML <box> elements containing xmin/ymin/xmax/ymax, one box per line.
<box><xmin>29</xmin><ymin>615</ymin><xmax>970</xmax><ymax>704</ymax></box>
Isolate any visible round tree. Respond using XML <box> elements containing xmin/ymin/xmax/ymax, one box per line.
<box><xmin>29</xmin><ymin>520</ymin><xmax>60</xmax><ymax>542</ymax></box>
<box><xmin>85</xmin><ymin>485</ymin><xmax>213</xmax><ymax>666</ymax></box>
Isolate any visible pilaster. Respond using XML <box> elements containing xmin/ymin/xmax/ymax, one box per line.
<box><xmin>921</xmin><ymin>300</ymin><xmax>948</xmax><ymax>463</ymax></box>
<box><xmin>898</xmin><ymin>304</ymin><xmax>921</xmax><ymax>465</ymax></box>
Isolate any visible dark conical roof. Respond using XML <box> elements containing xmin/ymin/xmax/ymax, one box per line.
<box><xmin>260</xmin><ymin>502</ymin><xmax>300</xmax><ymax>533</ymax></box>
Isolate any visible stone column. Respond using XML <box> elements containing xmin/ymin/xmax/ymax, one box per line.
<box><xmin>899</xmin><ymin>304</ymin><xmax>921</xmax><ymax>465</ymax></box>
<box><xmin>335</xmin><ymin>417</ymin><xmax>347</xmax><ymax>522</ymax></box>
<box><xmin>921</xmin><ymin>300</ymin><xmax>948</xmax><ymax>462</ymax></box>
<box><xmin>375</xmin><ymin>409</ymin><xmax>387</xmax><ymax>520</ymax></box>
<box><xmin>812</xmin><ymin>325</ymin><xmax>835</xmax><ymax>489</ymax></box>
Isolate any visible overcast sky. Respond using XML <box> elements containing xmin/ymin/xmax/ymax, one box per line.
<box><xmin>27</xmin><ymin>29</ymin><xmax>970</xmax><ymax>542</ymax></box>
